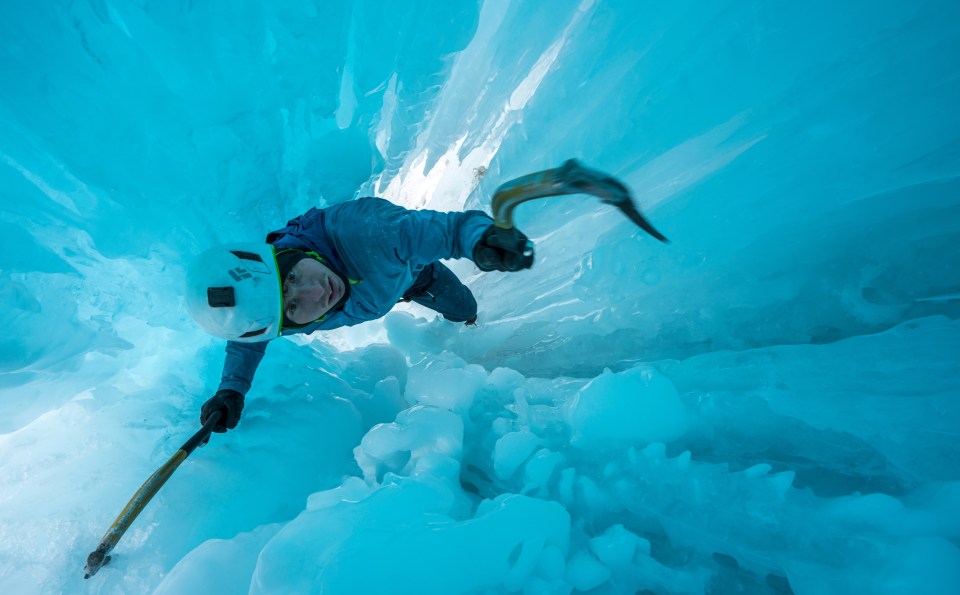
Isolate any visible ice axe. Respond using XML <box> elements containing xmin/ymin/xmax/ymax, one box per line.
<box><xmin>83</xmin><ymin>411</ymin><xmax>222</xmax><ymax>579</ymax></box>
<box><xmin>487</xmin><ymin>159</ymin><xmax>668</xmax><ymax>259</ymax></box>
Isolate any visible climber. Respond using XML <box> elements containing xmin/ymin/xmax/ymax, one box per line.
<box><xmin>185</xmin><ymin>196</ymin><xmax>533</xmax><ymax>434</ymax></box>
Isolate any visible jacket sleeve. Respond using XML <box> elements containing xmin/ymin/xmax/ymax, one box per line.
<box><xmin>218</xmin><ymin>340</ymin><xmax>269</xmax><ymax>396</ymax></box>
<box><xmin>374</xmin><ymin>198</ymin><xmax>493</xmax><ymax>265</ymax></box>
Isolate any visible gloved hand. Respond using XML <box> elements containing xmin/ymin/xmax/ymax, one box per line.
<box><xmin>200</xmin><ymin>389</ymin><xmax>245</xmax><ymax>433</ymax></box>
<box><xmin>473</xmin><ymin>225</ymin><xmax>534</xmax><ymax>272</ymax></box>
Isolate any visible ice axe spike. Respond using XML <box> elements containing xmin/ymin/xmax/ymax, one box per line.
<box><xmin>491</xmin><ymin>159</ymin><xmax>669</xmax><ymax>243</ymax></box>
<box><xmin>83</xmin><ymin>411</ymin><xmax>222</xmax><ymax>579</ymax></box>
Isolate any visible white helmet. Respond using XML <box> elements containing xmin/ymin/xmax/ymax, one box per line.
<box><xmin>185</xmin><ymin>243</ymin><xmax>282</xmax><ymax>342</ymax></box>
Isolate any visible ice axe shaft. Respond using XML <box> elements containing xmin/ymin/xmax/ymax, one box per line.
<box><xmin>491</xmin><ymin>159</ymin><xmax>668</xmax><ymax>243</ymax></box>
<box><xmin>83</xmin><ymin>411</ymin><xmax>222</xmax><ymax>579</ymax></box>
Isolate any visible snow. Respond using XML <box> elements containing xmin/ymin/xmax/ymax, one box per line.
<box><xmin>1</xmin><ymin>0</ymin><xmax>959</xmax><ymax>593</ymax></box>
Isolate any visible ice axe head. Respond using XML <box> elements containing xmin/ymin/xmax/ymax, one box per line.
<box><xmin>491</xmin><ymin>159</ymin><xmax>668</xmax><ymax>243</ymax></box>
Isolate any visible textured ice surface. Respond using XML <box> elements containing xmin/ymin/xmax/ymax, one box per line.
<box><xmin>1</xmin><ymin>0</ymin><xmax>959</xmax><ymax>593</ymax></box>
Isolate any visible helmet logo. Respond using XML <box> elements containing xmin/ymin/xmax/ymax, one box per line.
<box><xmin>228</xmin><ymin>267</ymin><xmax>252</xmax><ymax>282</ymax></box>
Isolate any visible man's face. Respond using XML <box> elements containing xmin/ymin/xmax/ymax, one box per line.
<box><xmin>282</xmin><ymin>258</ymin><xmax>346</xmax><ymax>325</ymax></box>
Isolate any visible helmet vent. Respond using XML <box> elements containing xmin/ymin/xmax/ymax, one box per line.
<box><xmin>239</xmin><ymin>327</ymin><xmax>267</xmax><ymax>338</ymax></box>
<box><xmin>230</xmin><ymin>250</ymin><xmax>264</xmax><ymax>263</ymax></box>
<box><xmin>207</xmin><ymin>287</ymin><xmax>236</xmax><ymax>307</ymax></box>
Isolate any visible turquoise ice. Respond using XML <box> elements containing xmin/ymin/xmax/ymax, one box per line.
<box><xmin>1</xmin><ymin>1</ymin><xmax>959</xmax><ymax>593</ymax></box>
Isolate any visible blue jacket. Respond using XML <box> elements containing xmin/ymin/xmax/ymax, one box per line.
<box><xmin>219</xmin><ymin>197</ymin><xmax>493</xmax><ymax>396</ymax></box>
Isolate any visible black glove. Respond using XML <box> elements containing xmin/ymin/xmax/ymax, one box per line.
<box><xmin>200</xmin><ymin>389</ymin><xmax>245</xmax><ymax>433</ymax></box>
<box><xmin>473</xmin><ymin>225</ymin><xmax>534</xmax><ymax>272</ymax></box>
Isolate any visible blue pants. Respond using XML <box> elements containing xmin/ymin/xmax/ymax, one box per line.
<box><xmin>401</xmin><ymin>262</ymin><xmax>477</xmax><ymax>322</ymax></box>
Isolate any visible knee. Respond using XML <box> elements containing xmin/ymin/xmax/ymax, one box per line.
<box><xmin>444</xmin><ymin>286</ymin><xmax>477</xmax><ymax>323</ymax></box>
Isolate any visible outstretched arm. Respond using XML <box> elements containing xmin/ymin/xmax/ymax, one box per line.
<box><xmin>219</xmin><ymin>340</ymin><xmax>269</xmax><ymax>396</ymax></box>
<box><xmin>380</xmin><ymin>200</ymin><xmax>493</xmax><ymax>265</ymax></box>
<box><xmin>199</xmin><ymin>339</ymin><xmax>269</xmax><ymax>433</ymax></box>
<box><xmin>373</xmin><ymin>198</ymin><xmax>533</xmax><ymax>270</ymax></box>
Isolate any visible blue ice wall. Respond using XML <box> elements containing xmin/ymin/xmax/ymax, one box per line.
<box><xmin>1</xmin><ymin>1</ymin><xmax>959</xmax><ymax>593</ymax></box>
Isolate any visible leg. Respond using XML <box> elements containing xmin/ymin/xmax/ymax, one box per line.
<box><xmin>402</xmin><ymin>262</ymin><xmax>477</xmax><ymax>323</ymax></box>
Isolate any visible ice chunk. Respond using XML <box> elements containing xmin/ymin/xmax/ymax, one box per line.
<box><xmin>523</xmin><ymin>448</ymin><xmax>566</xmax><ymax>492</ymax></box>
<box><xmin>743</xmin><ymin>463</ymin><xmax>772</xmax><ymax>478</ymax></box>
<box><xmin>306</xmin><ymin>476</ymin><xmax>372</xmax><ymax>512</ymax></box>
<box><xmin>406</xmin><ymin>358</ymin><xmax>489</xmax><ymax>412</ymax></box>
<box><xmin>588</xmin><ymin>524</ymin><xmax>646</xmax><ymax>568</ymax></box>
<box><xmin>536</xmin><ymin>545</ymin><xmax>567</xmax><ymax>581</ymax></box>
<box><xmin>494</xmin><ymin>430</ymin><xmax>541</xmax><ymax>480</ymax></box>
<box><xmin>354</xmin><ymin>405</ymin><xmax>464</xmax><ymax>483</ymax></box>
<box><xmin>488</xmin><ymin>366</ymin><xmax>528</xmax><ymax>391</ymax></box>
<box><xmin>576</xmin><ymin>474</ymin><xmax>608</xmax><ymax>511</ymax></box>
<box><xmin>567</xmin><ymin>366</ymin><xmax>688</xmax><ymax>449</ymax></box>
<box><xmin>383</xmin><ymin>311</ymin><xmax>459</xmax><ymax>356</ymax></box>
<box><xmin>154</xmin><ymin>524</ymin><xmax>282</xmax><ymax>595</ymax></box>
<box><xmin>253</xmin><ymin>490</ymin><xmax>570</xmax><ymax>595</ymax></box>
<box><xmin>564</xmin><ymin>551</ymin><xmax>610</xmax><ymax>591</ymax></box>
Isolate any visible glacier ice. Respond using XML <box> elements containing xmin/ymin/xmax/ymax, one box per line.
<box><xmin>1</xmin><ymin>0</ymin><xmax>959</xmax><ymax>593</ymax></box>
